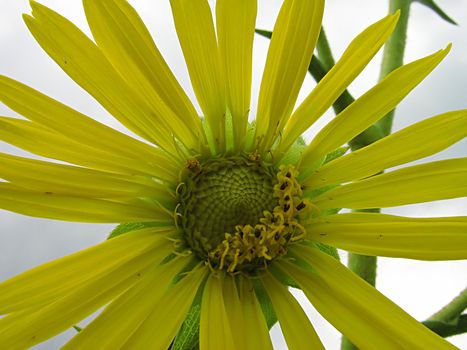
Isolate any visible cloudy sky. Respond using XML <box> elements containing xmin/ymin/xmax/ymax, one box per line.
<box><xmin>0</xmin><ymin>0</ymin><xmax>466</xmax><ymax>348</ymax></box>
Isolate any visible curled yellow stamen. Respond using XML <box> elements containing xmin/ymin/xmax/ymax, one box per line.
<box><xmin>208</xmin><ymin>165</ymin><xmax>311</xmax><ymax>274</ymax></box>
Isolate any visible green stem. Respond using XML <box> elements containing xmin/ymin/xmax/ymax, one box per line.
<box><xmin>423</xmin><ymin>315</ymin><xmax>467</xmax><ymax>338</ymax></box>
<box><xmin>316</xmin><ymin>28</ymin><xmax>335</xmax><ymax>70</ymax></box>
<box><xmin>428</xmin><ymin>287</ymin><xmax>467</xmax><ymax>323</ymax></box>
<box><xmin>421</xmin><ymin>287</ymin><xmax>467</xmax><ymax>338</ymax></box>
<box><xmin>376</xmin><ymin>0</ymin><xmax>411</xmax><ymax>135</ymax></box>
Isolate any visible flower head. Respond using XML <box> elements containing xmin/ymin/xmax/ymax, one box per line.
<box><xmin>0</xmin><ymin>0</ymin><xmax>466</xmax><ymax>349</ymax></box>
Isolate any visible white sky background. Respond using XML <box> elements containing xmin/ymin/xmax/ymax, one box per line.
<box><xmin>0</xmin><ymin>0</ymin><xmax>466</xmax><ymax>349</ymax></box>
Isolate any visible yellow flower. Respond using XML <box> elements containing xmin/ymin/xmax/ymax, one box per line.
<box><xmin>0</xmin><ymin>0</ymin><xmax>466</xmax><ymax>349</ymax></box>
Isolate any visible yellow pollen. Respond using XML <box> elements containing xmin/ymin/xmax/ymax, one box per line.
<box><xmin>208</xmin><ymin>165</ymin><xmax>311</xmax><ymax>274</ymax></box>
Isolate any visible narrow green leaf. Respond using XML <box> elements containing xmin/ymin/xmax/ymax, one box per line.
<box><xmin>107</xmin><ymin>222</ymin><xmax>162</xmax><ymax>239</ymax></box>
<box><xmin>171</xmin><ymin>303</ymin><xmax>201</xmax><ymax>350</ymax></box>
<box><xmin>255</xmin><ymin>28</ymin><xmax>272</xmax><ymax>39</ymax></box>
<box><xmin>252</xmin><ymin>279</ymin><xmax>277</xmax><ymax>329</ymax></box>
<box><xmin>171</xmin><ymin>279</ymin><xmax>206</xmax><ymax>350</ymax></box>
<box><xmin>415</xmin><ymin>0</ymin><xmax>457</xmax><ymax>25</ymax></box>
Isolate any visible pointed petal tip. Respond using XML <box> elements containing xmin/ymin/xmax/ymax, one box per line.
<box><xmin>444</xmin><ymin>42</ymin><xmax>453</xmax><ymax>53</ymax></box>
<box><xmin>29</xmin><ymin>0</ymin><xmax>44</xmax><ymax>14</ymax></box>
<box><xmin>21</xmin><ymin>13</ymin><xmax>33</xmax><ymax>23</ymax></box>
<box><xmin>388</xmin><ymin>10</ymin><xmax>400</xmax><ymax>28</ymax></box>
<box><xmin>392</xmin><ymin>9</ymin><xmax>401</xmax><ymax>17</ymax></box>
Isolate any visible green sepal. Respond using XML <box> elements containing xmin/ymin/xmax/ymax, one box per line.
<box><xmin>201</xmin><ymin>117</ymin><xmax>217</xmax><ymax>156</ymax></box>
<box><xmin>170</xmin><ymin>279</ymin><xmax>206</xmax><ymax>350</ymax></box>
<box><xmin>107</xmin><ymin>222</ymin><xmax>162</xmax><ymax>240</ymax></box>
<box><xmin>252</xmin><ymin>278</ymin><xmax>278</xmax><ymax>330</ymax></box>
<box><xmin>171</xmin><ymin>304</ymin><xmax>201</xmax><ymax>350</ymax></box>
<box><xmin>302</xmin><ymin>146</ymin><xmax>348</xmax><ymax>201</ymax></box>
<box><xmin>224</xmin><ymin>109</ymin><xmax>235</xmax><ymax>154</ymax></box>
<box><xmin>268</xmin><ymin>264</ymin><xmax>300</xmax><ymax>289</ymax></box>
<box><xmin>243</xmin><ymin>120</ymin><xmax>257</xmax><ymax>153</ymax></box>
<box><xmin>171</xmin><ymin>258</ymin><xmax>201</xmax><ymax>284</ymax></box>
<box><xmin>279</xmin><ymin>136</ymin><xmax>307</xmax><ymax>167</ymax></box>
<box><xmin>299</xmin><ymin>145</ymin><xmax>347</xmax><ymax>182</ymax></box>
<box><xmin>304</xmin><ymin>183</ymin><xmax>337</xmax><ymax>200</ymax></box>
<box><xmin>323</xmin><ymin>146</ymin><xmax>348</xmax><ymax>164</ymax></box>
<box><xmin>303</xmin><ymin>241</ymin><xmax>340</xmax><ymax>261</ymax></box>
<box><xmin>415</xmin><ymin>0</ymin><xmax>457</xmax><ymax>25</ymax></box>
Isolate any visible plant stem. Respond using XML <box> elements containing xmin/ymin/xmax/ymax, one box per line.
<box><xmin>316</xmin><ymin>28</ymin><xmax>335</xmax><ymax>70</ymax></box>
<box><xmin>376</xmin><ymin>0</ymin><xmax>411</xmax><ymax>135</ymax></box>
<box><xmin>428</xmin><ymin>287</ymin><xmax>467</xmax><ymax>323</ymax></box>
<box><xmin>423</xmin><ymin>316</ymin><xmax>467</xmax><ymax>338</ymax></box>
<box><xmin>420</xmin><ymin>287</ymin><xmax>467</xmax><ymax>338</ymax></box>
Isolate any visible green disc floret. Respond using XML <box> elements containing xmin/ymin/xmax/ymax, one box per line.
<box><xmin>176</xmin><ymin>155</ymin><xmax>310</xmax><ymax>274</ymax></box>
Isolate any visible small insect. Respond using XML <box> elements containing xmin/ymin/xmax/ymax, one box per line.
<box><xmin>185</xmin><ymin>159</ymin><xmax>201</xmax><ymax>174</ymax></box>
<box><xmin>248</xmin><ymin>150</ymin><xmax>261</xmax><ymax>162</ymax></box>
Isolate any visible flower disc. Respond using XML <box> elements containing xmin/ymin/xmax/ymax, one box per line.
<box><xmin>177</xmin><ymin>156</ymin><xmax>277</xmax><ymax>257</ymax></box>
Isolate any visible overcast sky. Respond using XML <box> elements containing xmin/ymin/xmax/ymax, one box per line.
<box><xmin>0</xmin><ymin>1</ymin><xmax>466</xmax><ymax>349</ymax></box>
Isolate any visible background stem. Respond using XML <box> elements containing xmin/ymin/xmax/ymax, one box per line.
<box><xmin>429</xmin><ymin>287</ymin><xmax>467</xmax><ymax>323</ymax></box>
<box><xmin>376</xmin><ymin>0</ymin><xmax>411</xmax><ymax>135</ymax></box>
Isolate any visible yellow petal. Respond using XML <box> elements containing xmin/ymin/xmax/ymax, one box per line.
<box><xmin>238</xmin><ymin>278</ymin><xmax>273</xmax><ymax>350</ymax></box>
<box><xmin>64</xmin><ymin>255</ymin><xmax>192</xmax><ymax>349</ymax></box>
<box><xmin>216</xmin><ymin>0</ymin><xmax>257</xmax><ymax>150</ymax></box>
<box><xmin>170</xmin><ymin>0</ymin><xmax>226</xmax><ymax>152</ymax></box>
<box><xmin>122</xmin><ymin>266</ymin><xmax>207</xmax><ymax>349</ymax></box>
<box><xmin>0</xmin><ymin>235</ymin><xmax>170</xmax><ymax>349</ymax></box>
<box><xmin>0</xmin><ymin>153</ymin><xmax>172</xmax><ymax>201</ymax></box>
<box><xmin>300</xmin><ymin>46</ymin><xmax>451</xmax><ymax>168</ymax></box>
<box><xmin>0</xmin><ymin>117</ymin><xmax>172</xmax><ymax>179</ymax></box>
<box><xmin>308</xmin><ymin>213</ymin><xmax>467</xmax><ymax>260</ymax></box>
<box><xmin>277</xmin><ymin>12</ymin><xmax>399</xmax><ymax>156</ymax></box>
<box><xmin>25</xmin><ymin>2</ymin><xmax>180</xmax><ymax>155</ymax></box>
<box><xmin>0</xmin><ymin>182</ymin><xmax>171</xmax><ymax>223</ymax></box>
<box><xmin>283</xmin><ymin>245</ymin><xmax>457</xmax><ymax>349</ymax></box>
<box><xmin>312</xmin><ymin>158</ymin><xmax>467</xmax><ymax>209</ymax></box>
<box><xmin>255</xmin><ymin>0</ymin><xmax>324</xmax><ymax>153</ymax></box>
<box><xmin>83</xmin><ymin>0</ymin><xmax>206</xmax><ymax>152</ymax></box>
<box><xmin>0</xmin><ymin>228</ymin><xmax>172</xmax><ymax>315</ymax></box>
<box><xmin>261</xmin><ymin>273</ymin><xmax>324</xmax><ymax>350</ymax></box>
<box><xmin>306</xmin><ymin>109</ymin><xmax>467</xmax><ymax>187</ymax></box>
<box><xmin>0</xmin><ymin>75</ymin><xmax>179</xmax><ymax>178</ymax></box>
<box><xmin>200</xmin><ymin>273</ymin><xmax>236</xmax><ymax>350</ymax></box>
<box><xmin>222</xmin><ymin>276</ymin><xmax>245</xmax><ymax>349</ymax></box>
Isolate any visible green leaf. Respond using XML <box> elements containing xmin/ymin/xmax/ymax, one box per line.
<box><xmin>255</xmin><ymin>28</ymin><xmax>272</xmax><ymax>39</ymax></box>
<box><xmin>279</xmin><ymin>136</ymin><xmax>307</xmax><ymax>166</ymax></box>
<box><xmin>252</xmin><ymin>279</ymin><xmax>278</xmax><ymax>329</ymax></box>
<box><xmin>171</xmin><ymin>280</ymin><xmax>206</xmax><ymax>350</ymax></box>
<box><xmin>269</xmin><ymin>264</ymin><xmax>300</xmax><ymax>289</ymax></box>
<box><xmin>107</xmin><ymin>222</ymin><xmax>161</xmax><ymax>240</ymax></box>
<box><xmin>415</xmin><ymin>0</ymin><xmax>457</xmax><ymax>25</ymax></box>
<box><xmin>299</xmin><ymin>241</ymin><xmax>340</xmax><ymax>261</ymax></box>
<box><xmin>323</xmin><ymin>146</ymin><xmax>348</xmax><ymax>165</ymax></box>
<box><xmin>171</xmin><ymin>303</ymin><xmax>201</xmax><ymax>350</ymax></box>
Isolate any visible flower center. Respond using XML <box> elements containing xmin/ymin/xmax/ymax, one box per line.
<box><xmin>176</xmin><ymin>155</ymin><xmax>309</xmax><ymax>274</ymax></box>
